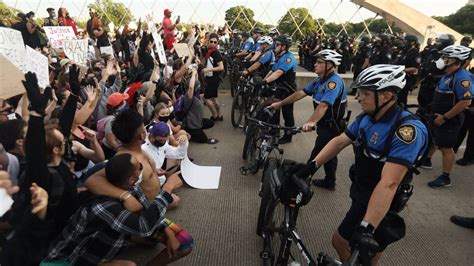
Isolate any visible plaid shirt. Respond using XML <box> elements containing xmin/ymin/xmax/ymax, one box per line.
<box><xmin>44</xmin><ymin>186</ymin><xmax>173</xmax><ymax>265</ymax></box>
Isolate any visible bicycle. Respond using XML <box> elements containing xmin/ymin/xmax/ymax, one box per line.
<box><xmin>231</xmin><ymin>74</ymin><xmax>258</xmax><ymax>128</ymax></box>
<box><xmin>256</xmin><ymin>157</ymin><xmax>375</xmax><ymax>266</ymax></box>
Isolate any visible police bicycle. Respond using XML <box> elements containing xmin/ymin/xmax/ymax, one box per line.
<box><xmin>231</xmin><ymin>74</ymin><xmax>259</xmax><ymax>128</ymax></box>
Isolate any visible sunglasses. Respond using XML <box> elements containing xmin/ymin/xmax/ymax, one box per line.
<box><xmin>209</xmin><ymin>40</ymin><xmax>218</xmax><ymax>44</ymax></box>
<box><xmin>276</xmin><ymin>42</ymin><xmax>282</xmax><ymax>46</ymax></box>
<box><xmin>316</xmin><ymin>60</ymin><xmax>326</xmax><ymax>64</ymax></box>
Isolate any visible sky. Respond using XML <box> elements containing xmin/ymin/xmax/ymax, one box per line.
<box><xmin>4</xmin><ymin>0</ymin><xmax>469</xmax><ymax>26</ymax></box>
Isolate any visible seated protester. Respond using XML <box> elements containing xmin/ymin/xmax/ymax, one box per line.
<box><xmin>152</xmin><ymin>102</ymin><xmax>189</xmax><ymax>146</ymax></box>
<box><xmin>42</xmin><ymin>153</ymin><xmax>192</xmax><ymax>265</ymax></box>
<box><xmin>142</xmin><ymin>122</ymin><xmax>188</xmax><ymax>189</ymax></box>
<box><xmin>97</xmin><ymin>92</ymin><xmax>130</xmax><ymax>159</ymax></box>
<box><xmin>93</xmin><ymin>61</ymin><xmax>123</xmax><ymax>123</ymax></box>
<box><xmin>70</xmin><ymin>125</ymin><xmax>105</xmax><ymax>180</ymax></box>
<box><xmin>170</xmin><ymin>56</ymin><xmax>194</xmax><ymax>97</ymax></box>
<box><xmin>2</xmin><ymin>72</ymin><xmax>80</xmax><ymax>265</ymax></box>
<box><xmin>84</xmin><ymin>110</ymin><xmax>192</xmax><ymax>249</ymax></box>
<box><xmin>180</xmin><ymin>68</ymin><xmax>217</xmax><ymax>144</ymax></box>
<box><xmin>0</xmin><ymin>119</ymin><xmax>27</xmax><ymax>182</ymax></box>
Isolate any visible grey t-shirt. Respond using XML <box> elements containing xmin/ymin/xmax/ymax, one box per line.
<box><xmin>183</xmin><ymin>96</ymin><xmax>203</xmax><ymax>130</ymax></box>
<box><xmin>102</xmin><ymin>115</ymin><xmax>121</xmax><ymax>148</ymax></box>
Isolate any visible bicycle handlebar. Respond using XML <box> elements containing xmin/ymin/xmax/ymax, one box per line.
<box><xmin>245</xmin><ymin>115</ymin><xmax>304</xmax><ymax>135</ymax></box>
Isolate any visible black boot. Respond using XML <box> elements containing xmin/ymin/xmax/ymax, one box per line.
<box><xmin>278</xmin><ymin>134</ymin><xmax>292</xmax><ymax>144</ymax></box>
<box><xmin>312</xmin><ymin>178</ymin><xmax>335</xmax><ymax>191</ymax></box>
<box><xmin>450</xmin><ymin>215</ymin><xmax>474</xmax><ymax>229</ymax></box>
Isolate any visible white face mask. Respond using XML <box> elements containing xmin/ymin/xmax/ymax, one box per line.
<box><xmin>168</xmin><ymin>106</ymin><xmax>174</xmax><ymax>113</ymax></box>
<box><xmin>435</xmin><ymin>58</ymin><xmax>446</xmax><ymax>70</ymax></box>
<box><xmin>135</xmin><ymin>170</ymin><xmax>143</xmax><ymax>185</ymax></box>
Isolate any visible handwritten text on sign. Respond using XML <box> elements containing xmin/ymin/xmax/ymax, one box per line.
<box><xmin>43</xmin><ymin>26</ymin><xmax>76</xmax><ymax>49</ymax></box>
<box><xmin>64</xmin><ymin>39</ymin><xmax>88</xmax><ymax>64</ymax></box>
<box><xmin>0</xmin><ymin>27</ymin><xmax>26</xmax><ymax>72</ymax></box>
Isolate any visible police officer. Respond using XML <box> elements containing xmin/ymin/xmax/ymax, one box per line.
<box><xmin>337</xmin><ymin>35</ymin><xmax>351</xmax><ymax>74</ymax></box>
<box><xmin>258</xmin><ymin>34</ymin><xmax>297</xmax><ymax>143</ymax></box>
<box><xmin>296</xmin><ymin>64</ymin><xmax>429</xmax><ymax>265</ymax></box>
<box><xmin>241</xmin><ymin>36</ymin><xmax>275</xmax><ymax>77</ymax></box>
<box><xmin>370</xmin><ymin>34</ymin><xmax>393</xmax><ymax>65</ymax></box>
<box><xmin>248</xmin><ymin>27</ymin><xmax>264</xmax><ymax>62</ymax></box>
<box><xmin>397</xmin><ymin>35</ymin><xmax>421</xmax><ymax>108</ymax></box>
<box><xmin>235</xmin><ymin>32</ymin><xmax>254</xmax><ymax>58</ymax></box>
<box><xmin>351</xmin><ymin>36</ymin><xmax>372</xmax><ymax>95</ymax></box>
<box><xmin>426</xmin><ymin>45</ymin><xmax>473</xmax><ymax>188</ymax></box>
<box><xmin>269</xmin><ymin>27</ymin><xmax>279</xmax><ymax>50</ymax></box>
<box><xmin>270</xmin><ymin>50</ymin><xmax>346</xmax><ymax>190</ymax></box>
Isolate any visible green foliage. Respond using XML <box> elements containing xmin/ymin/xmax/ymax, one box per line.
<box><xmin>433</xmin><ymin>4</ymin><xmax>474</xmax><ymax>36</ymax></box>
<box><xmin>277</xmin><ymin>8</ymin><xmax>317</xmax><ymax>40</ymax></box>
<box><xmin>224</xmin><ymin>6</ymin><xmax>256</xmax><ymax>32</ymax></box>
<box><xmin>0</xmin><ymin>1</ymin><xmax>20</xmax><ymax>26</ymax></box>
<box><xmin>88</xmin><ymin>0</ymin><xmax>133</xmax><ymax>28</ymax></box>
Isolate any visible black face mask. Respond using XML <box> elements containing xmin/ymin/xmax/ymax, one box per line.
<box><xmin>153</xmin><ymin>139</ymin><xmax>166</xmax><ymax>148</ymax></box>
<box><xmin>158</xmin><ymin>115</ymin><xmax>170</xmax><ymax>123</ymax></box>
<box><xmin>107</xmin><ymin>75</ymin><xmax>116</xmax><ymax>86</ymax></box>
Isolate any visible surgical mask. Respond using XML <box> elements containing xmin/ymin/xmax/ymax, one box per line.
<box><xmin>435</xmin><ymin>58</ymin><xmax>446</xmax><ymax>70</ymax></box>
<box><xmin>158</xmin><ymin>115</ymin><xmax>170</xmax><ymax>123</ymax></box>
<box><xmin>135</xmin><ymin>170</ymin><xmax>143</xmax><ymax>185</ymax></box>
<box><xmin>168</xmin><ymin>106</ymin><xmax>174</xmax><ymax>113</ymax></box>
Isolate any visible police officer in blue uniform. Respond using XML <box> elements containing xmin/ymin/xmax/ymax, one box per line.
<box><xmin>258</xmin><ymin>34</ymin><xmax>297</xmax><ymax>143</ymax></box>
<box><xmin>247</xmin><ymin>27</ymin><xmax>264</xmax><ymax>62</ymax></box>
<box><xmin>270</xmin><ymin>49</ymin><xmax>346</xmax><ymax>190</ymax></box>
<box><xmin>426</xmin><ymin>45</ymin><xmax>473</xmax><ymax>188</ymax></box>
<box><xmin>235</xmin><ymin>32</ymin><xmax>254</xmax><ymax>58</ymax></box>
<box><xmin>241</xmin><ymin>36</ymin><xmax>274</xmax><ymax>77</ymax></box>
<box><xmin>296</xmin><ymin>64</ymin><xmax>429</xmax><ymax>265</ymax></box>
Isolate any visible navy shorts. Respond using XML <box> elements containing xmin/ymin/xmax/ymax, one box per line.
<box><xmin>433</xmin><ymin>115</ymin><xmax>463</xmax><ymax>148</ymax></box>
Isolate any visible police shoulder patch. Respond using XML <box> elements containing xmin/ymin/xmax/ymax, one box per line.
<box><xmin>286</xmin><ymin>57</ymin><xmax>292</xmax><ymax>63</ymax></box>
<box><xmin>464</xmin><ymin>91</ymin><xmax>471</xmax><ymax>98</ymax></box>
<box><xmin>461</xmin><ymin>79</ymin><xmax>471</xmax><ymax>89</ymax></box>
<box><xmin>396</xmin><ymin>124</ymin><xmax>417</xmax><ymax>144</ymax></box>
<box><xmin>328</xmin><ymin>81</ymin><xmax>337</xmax><ymax>90</ymax></box>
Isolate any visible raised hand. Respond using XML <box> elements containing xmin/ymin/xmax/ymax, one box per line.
<box><xmin>69</xmin><ymin>64</ymin><xmax>81</xmax><ymax>95</ymax></box>
<box><xmin>85</xmin><ymin>85</ymin><xmax>96</xmax><ymax>102</ymax></box>
<box><xmin>22</xmin><ymin>72</ymin><xmax>52</xmax><ymax>116</ymax></box>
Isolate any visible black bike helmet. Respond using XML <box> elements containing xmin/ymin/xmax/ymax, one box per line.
<box><xmin>252</xmin><ymin>27</ymin><xmax>264</xmax><ymax>35</ymax></box>
<box><xmin>460</xmin><ymin>36</ymin><xmax>472</xmax><ymax>47</ymax></box>
<box><xmin>405</xmin><ymin>34</ymin><xmax>419</xmax><ymax>45</ymax></box>
<box><xmin>274</xmin><ymin>34</ymin><xmax>292</xmax><ymax>47</ymax></box>
<box><xmin>436</xmin><ymin>33</ymin><xmax>456</xmax><ymax>49</ymax></box>
<box><xmin>380</xmin><ymin>34</ymin><xmax>391</xmax><ymax>44</ymax></box>
<box><xmin>242</xmin><ymin>32</ymin><xmax>250</xmax><ymax>39</ymax></box>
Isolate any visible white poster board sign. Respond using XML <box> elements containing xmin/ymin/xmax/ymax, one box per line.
<box><xmin>0</xmin><ymin>189</ymin><xmax>14</xmax><ymax>217</ymax></box>
<box><xmin>144</xmin><ymin>13</ymin><xmax>167</xmax><ymax>65</ymax></box>
<box><xmin>25</xmin><ymin>46</ymin><xmax>49</xmax><ymax>89</ymax></box>
<box><xmin>43</xmin><ymin>26</ymin><xmax>76</xmax><ymax>49</ymax></box>
<box><xmin>100</xmin><ymin>46</ymin><xmax>114</xmax><ymax>58</ymax></box>
<box><xmin>180</xmin><ymin>156</ymin><xmax>221</xmax><ymax>189</ymax></box>
<box><xmin>0</xmin><ymin>55</ymin><xmax>25</xmax><ymax>99</ymax></box>
<box><xmin>64</xmin><ymin>39</ymin><xmax>88</xmax><ymax>64</ymax></box>
<box><xmin>0</xmin><ymin>27</ymin><xmax>26</xmax><ymax>72</ymax></box>
<box><xmin>174</xmin><ymin>43</ymin><xmax>192</xmax><ymax>58</ymax></box>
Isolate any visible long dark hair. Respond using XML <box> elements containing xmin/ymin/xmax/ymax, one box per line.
<box><xmin>138</xmin><ymin>33</ymin><xmax>154</xmax><ymax>62</ymax></box>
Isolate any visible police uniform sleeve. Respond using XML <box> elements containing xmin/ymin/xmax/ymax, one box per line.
<box><xmin>455</xmin><ymin>75</ymin><xmax>472</xmax><ymax>100</ymax></box>
<box><xmin>243</xmin><ymin>42</ymin><xmax>252</xmax><ymax>51</ymax></box>
<box><xmin>275</xmin><ymin>54</ymin><xmax>295</xmax><ymax>73</ymax></box>
<box><xmin>258</xmin><ymin>50</ymin><xmax>271</xmax><ymax>65</ymax></box>
<box><xmin>386</xmin><ymin>120</ymin><xmax>427</xmax><ymax>168</ymax></box>
<box><xmin>320</xmin><ymin>79</ymin><xmax>343</xmax><ymax>105</ymax></box>
<box><xmin>344</xmin><ymin>114</ymin><xmax>364</xmax><ymax>141</ymax></box>
<box><xmin>303</xmin><ymin>79</ymin><xmax>318</xmax><ymax>95</ymax></box>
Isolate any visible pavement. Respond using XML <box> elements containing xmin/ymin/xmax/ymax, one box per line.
<box><xmin>123</xmin><ymin>88</ymin><xmax>474</xmax><ymax>265</ymax></box>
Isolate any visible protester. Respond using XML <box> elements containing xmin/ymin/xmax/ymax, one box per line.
<box><xmin>162</xmin><ymin>9</ymin><xmax>180</xmax><ymax>51</ymax></box>
<box><xmin>43</xmin><ymin>8</ymin><xmax>59</xmax><ymax>27</ymax></box>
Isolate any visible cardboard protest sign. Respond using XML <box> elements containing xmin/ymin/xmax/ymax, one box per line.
<box><xmin>174</xmin><ymin>43</ymin><xmax>192</xmax><ymax>58</ymax></box>
<box><xmin>64</xmin><ymin>39</ymin><xmax>88</xmax><ymax>64</ymax></box>
<box><xmin>0</xmin><ymin>55</ymin><xmax>25</xmax><ymax>99</ymax></box>
<box><xmin>144</xmin><ymin>13</ymin><xmax>167</xmax><ymax>65</ymax></box>
<box><xmin>25</xmin><ymin>46</ymin><xmax>49</xmax><ymax>89</ymax></box>
<box><xmin>0</xmin><ymin>27</ymin><xmax>26</xmax><ymax>72</ymax></box>
<box><xmin>43</xmin><ymin>26</ymin><xmax>76</xmax><ymax>49</ymax></box>
<box><xmin>99</xmin><ymin>46</ymin><xmax>114</xmax><ymax>58</ymax></box>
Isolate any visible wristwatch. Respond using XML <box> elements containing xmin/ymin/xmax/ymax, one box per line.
<box><xmin>360</xmin><ymin>220</ymin><xmax>375</xmax><ymax>233</ymax></box>
<box><xmin>442</xmin><ymin>114</ymin><xmax>450</xmax><ymax>121</ymax></box>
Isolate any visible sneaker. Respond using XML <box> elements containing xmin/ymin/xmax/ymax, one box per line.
<box><xmin>456</xmin><ymin>158</ymin><xmax>474</xmax><ymax>166</ymax></box>
<box><xmin>427</xmin><ymin>175</ymin><xmax>451</xmax><ymax>188</ymax></box>
<box><xmin>419</xmin><ymin>158</ymin><xmax>432</xmax><ymax>169</ymax></box>
<box><xmin>312</xmin><ymin>179</ymin><xmax>336</xmax><ymax>191</ymax></box>
<box><xmin>450</xmin><ymin>215</ymin><xmax>474</xmax><ymax>229</ymax></box>
<box><xmin>278</xmin><ymin>135</ymin><xmax>292</xmax><ymax>144</ymax></box>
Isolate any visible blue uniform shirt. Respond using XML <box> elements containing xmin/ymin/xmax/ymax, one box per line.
<box><xmin>258</xmin><ymin>49</ymin><xmax>275</xmax><ymax>66</ymax></box>
<box><xmin>252</xmin><ymin>41</ymin><xmax>261</xmax><ymax>52</ymax></box>
<box><xmin>241</xmin><ymin>38</ymin><xmax>254</xmax><ymax>51</ymax></box>
<box><xmin>345</xmin><ymin>107</ymin><xmax>429</xmax><ymax>168</ymax></box>
<box><xmin>271</xmin><ymin>52</ymin><xmax>296</xmax><ymax>73</ymax></box>
<box><xmin>303</xmin><ymin>73</ymin><xmax>347</xmax><ymax>106</ymax></box>
<box><xmin>437</xmin><ymin>68</ymin><xmax>473</xmax><ymax>101</ymax></box>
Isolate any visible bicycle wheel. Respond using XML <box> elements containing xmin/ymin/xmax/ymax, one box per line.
<box><xmin>242</xmin><ymin>120</ymin><xmax>257</xmax><ymax>160</ymax></box>
<box><xmin>247</xmin><ymin>133</ymin><xmax>263</xmax><ymax>175</ymax></box>
<box><xmin>231</xmin><ymin>90</ymin><xmax>245</xmax><ymax>128</ymax></box>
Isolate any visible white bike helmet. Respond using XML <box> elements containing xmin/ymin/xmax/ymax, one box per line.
<box><xmin>269</xmin><ymin>27</ymin><xmax>278</xmax><ymax>35</ymax></box>
<box><xmin>351</xmin><ymin>64</ymin><xmax>406</xmax><ymax>91</ymax></box>
<box><xmin>316</xmin><ymin>49</ymin><xmax>342</xmax><ymax>66</ymax></box>
<box><xmin>441</xmin><ymin>45</ymin><xmax>472</xmax><ymax>61</ymax></box>
<box><xmin>258</xmin><ymin>36</ymin><xmax>273</xmax><ymax>46</ymax></box>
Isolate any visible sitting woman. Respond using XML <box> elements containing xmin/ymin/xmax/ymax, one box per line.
<box><xmin>151</xmin><ymin>102</ymin><xmax>189</xmax><ymax>147</ymax></box>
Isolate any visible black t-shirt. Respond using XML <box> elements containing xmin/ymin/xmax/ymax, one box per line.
<box><xmin>96</xmin><ymin>31</ymin><xmax>111</xmax><ymax>48</ymax></box>
<box><xmin>205</xmin><ymin>50</ymin><xmax>223</xmax><ymax>82</ymax></box>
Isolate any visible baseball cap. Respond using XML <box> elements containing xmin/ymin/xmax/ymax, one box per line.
<box><xmin>60</xmin><ymin>58</ymin><xmax>70</xmax><ymax>68</ymax></box>
<box><xmin>164</xmin><ymin>9</ymin><xmax>172</xmax><ymax>15</ymax></box>
<box><xmin>46</xmin><ymin>7</ymin><xmax>55</xmax><ymax>12</ymax></box>
<box><xmin>107</xmin><ymin>92</ymin><xmax>129</xmax><ymax>108</ymax></box>
<box><xmin>149</xmin><ymin>122</ymin><xmax>170</xmax><ymax>137</ymax></box>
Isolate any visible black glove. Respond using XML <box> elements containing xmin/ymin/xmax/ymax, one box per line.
<box><xmin>69</xmin><ymin>64</ymin><xmax>81</xmax><ymax>95</ymax></box>
<box><xmin>22</xmin><ymin>72</ymin><xmax>52</xmax><ymax>116</ymax></box>
<box><xmin>256</xmin><ymin>79</ymin><xmax>268</xmax><ymax>86</ymax></box>
<box><xmin>349</xmin><ymin>225</ymin><xmax>379</xmax><ymax>253</ymax></box>
<box><xmin>295</xmin><ymin>161</ymin><xmax>318</xmax><ymax>178</ymax></box>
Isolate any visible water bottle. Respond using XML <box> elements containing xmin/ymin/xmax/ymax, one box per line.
<box><xmin>288</xmin><ymin>261</ymin><xmax>301</xmax><ymax>266</ymax></box>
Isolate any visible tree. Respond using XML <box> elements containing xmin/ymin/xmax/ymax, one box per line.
<box><xmin>433</xmin><ymin>4</ymin><xmax>474</xmax><ymax>35</ymax></box>
<box><xmin>277</xmin><ymin>8</ymin><xmax>317</xmax><ymax>40</ymax></box>
<box><xmin>224</xmin><ymin>6</ymin><xmax>256</xmax><ymax>32</ymax></box>
<box><xmin>88</xmin><ymin>0</ymin><xmax>133</xmax><ymax>28</ymax></box>
<box><xmin>0</xmin><ymin>1</ymin><xmax>20</xmax><ymax>26</ymax></box>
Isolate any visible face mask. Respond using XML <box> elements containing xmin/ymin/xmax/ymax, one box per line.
<box><xmin>153</xmin><ymin>139</ymin><xmax>166</xmax><ymax>148</ymax></box>
<box><xmin>435</xmin><ymin>58</ymin><xmax>446</xmax><ymax>70</ymax></box>
<box><xmin>117</xmin><ymin>103</ymin><xmax>129</xmax><ymax>113</ymax></box>
<box><xmin>158</xmin><ymin>115</ymin><xmax>170</xmax><ymax>123</ymax></box>
<box><xmin>135</xmin><ymin>170</ymin><xmax>143</xmax><ymax>185</ymax></box>
<box><xmin>107</xmin><ymin>75</ymin><xmax>117</xmax><ymax>86</ymax></box>
<box><xmin>168</xmin><ymin>106</ymin><xmax>174</xmax><ymax>113</ymax></box>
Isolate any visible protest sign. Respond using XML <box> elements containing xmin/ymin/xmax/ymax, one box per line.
<box><xmin>43</xmin><ymin>26</ymin><xmax>76</xmax><ymax>49</ymax></box>
<box><xmin>0</xmin><ymin>55</ymin><xmax>25</xmax><ymax>99</ymax></box>
<box><xmin>0</xmin><ymin>27</ymin><xmax>26</xmax><ymax>72</ymax></box>
<box><xmin>144</xmin><ymin>13</ymin><xmax>167</xmax><ymax>65</ymax></box>
<box><xmin>25</xmin><ymin>46</ymin><xmax>49</xmax><ymax>89</ymax></box>
<box><xmin>64</xmin><ymin>39</ymin><xmax>88</xmax><ymax>64</ymax></box>
<box><xmin>174</xmin><ymin>43</ymin><xmax>192</xmax><ymax>58</ymax></box>
<box><xmin>181</xmin><ymin>156</ymin><xmax>221</xmax><ymax>189</ymax></box>
<box><xmin>100</xmin><ymin>46</ymin><xmax>114</xmax><ymax>58</ymax></box>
